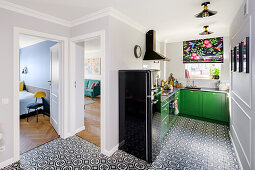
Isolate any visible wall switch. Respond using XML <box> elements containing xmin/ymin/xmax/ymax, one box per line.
<box><xmin>1</xmin><ymin>98</ymin><xmax>9</xmax><ymax>105</ymax></box>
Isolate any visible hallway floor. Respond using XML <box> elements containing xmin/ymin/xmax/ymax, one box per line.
<box><xmin>5</xmin><ymin>116</ymin><xmax>240</xmax><ymax>169</ymax></box>
<box><xmin>20</xmin><ymin>114</ymin><xmax>59</xmax><ymax>154</ymax></box>
<box><xmin>76</xmin><ymin>96</ymin><xmax>101</xmax><ymax>146</ymax></box>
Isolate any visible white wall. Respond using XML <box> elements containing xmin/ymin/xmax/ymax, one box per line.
<box><xmin>84</xmin><ymin>38</ymin><xmax>101</xmax><ymax>80</ymax></box>
<box><xmin>71</xmin><ymin>16</ymin><xmax>145</xmax><ymax>152</ymax></box>
<box><xmin>106</xmin><ymin>16</ymin><xmax>144</xmax><ymax>150</ymax></box>
<box><xmin>164</xmin><ymin>37</ymin><xmax>230</xmax><ymax>88</ymax></box>
<box><xmin>0</xmin><ymin>7</ymin><xmax>70</xmax><ymax>165</ymax></box>
<box><xmin>229</xmin><ymin>0</ymin><xmax>255</xmax><ymax>169</ymax></box>
<box><xmin>1</xmin><ymin>6</ymin><xmax>145</xmax><ymax>166</ymax></box>
<box><xmin>70</xmin><ymin>16</ymin><xmax>110</xmax><ymax>149</ymax></box>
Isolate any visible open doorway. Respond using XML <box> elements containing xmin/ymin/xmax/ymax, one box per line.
<box><xmin>18</xmin><ymin>34</ymin><xmax>60</xmax><ymax>153</ymax></box>
<box><xmin>76</xmin><ymin>36</ymin><xmax>101</xmax><ymax>146</ymax></box>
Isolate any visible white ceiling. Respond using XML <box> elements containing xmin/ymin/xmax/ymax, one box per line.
<box><xmin>19</xmin><ymin>34</ymin><xmax>46</xmax><ymax>48</ymax></box>
<box><xmin>5</xmin><ymin>0</ymin><xmax>243</xmax><ymax>42</ymax></box>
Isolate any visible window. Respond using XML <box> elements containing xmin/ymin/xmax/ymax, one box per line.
<box><xmin>185</xmin><ymin>63</ymin><xmax>221</xmax><ymax>79</ymax></box>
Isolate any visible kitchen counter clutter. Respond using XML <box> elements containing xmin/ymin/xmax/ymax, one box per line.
<box><xmin>156</xmin><ymin>87</ymin><xmax>230</xmax><ymax>140</ymax></box>
<box><xmin>161</xmin><ymin>87</ymin><xmax>228</xmax><ymax>102</ymax></box>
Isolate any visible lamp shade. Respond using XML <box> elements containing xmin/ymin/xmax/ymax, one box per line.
<box><xmin>199</xmin><ymin>26</ymin><xmax>213</xmax><ymax>35</ymax></box>
<box><xmin>195</xmin><ymin>2</ymin><xmax>217</xmax><ymax>18</ymax></box>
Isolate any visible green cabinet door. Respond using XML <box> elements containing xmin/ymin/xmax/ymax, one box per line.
<box><xmin>182</xmin><ymin>90</ymin><xmax>202</xmax><ymax>117</ymax></box>
<box><xmin>161</xmin><ymin>115</ymin><xmax>169</xmax><ymax>139</ymax></box>
<box><xmin>224</xmin><ymin>94</ymin><xmax>230</xmax><ymax>122</ymax></box>
<box><xmin>202</xmin><ymin>92</ymin><xmax>228</xmax><ymax>122</ymax></box>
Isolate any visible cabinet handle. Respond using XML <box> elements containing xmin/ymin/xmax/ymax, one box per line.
<box><xmin>164</xmin><ymin>122</ymin><xmax>167</xmax><ymax>125</ymax></box>
<box><xmin>164</xmin><ymin>108</ymin><xmax>167</xmax><ymax>111</ymax></box>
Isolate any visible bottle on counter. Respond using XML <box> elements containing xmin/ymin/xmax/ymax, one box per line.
<box><xmin>170</xmin><ymin>79</ymin><xmax>174</xmax><ymax>86</ymax></box>
<box><xmin>169</xmin><ymin>73</ymin><xmax>173</xmax><ymax>82</ymax></box>
<box><xmin>161</xmin><ymin>80</ymin><xmax>165</xmax><ymax>87</ymax></box>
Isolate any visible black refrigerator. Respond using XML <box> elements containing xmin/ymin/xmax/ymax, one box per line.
<box><xmin>119</xmin><ymin>70</ymin><xmax>161</xmax><ymax>163</ymax></box>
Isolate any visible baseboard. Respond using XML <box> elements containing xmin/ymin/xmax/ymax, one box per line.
<box><xmin>0</xmin><ymin>157</ymin><xmax>14</xmax><ymax>169</ymax></box>
<box><xmin>102</xmin><ymin>144</ymin><xmax>119</xmax><ymax>157</ymax></box>
<box><xmin>74</xmin><ymin>126</ymin><xmax>85</xmax><ymax>134</ymax></box>
<box><xmin>229</xmin><ymin>130</ymin><xmax>244</xmax><ymax>170</ymax></box>
<box><xmin>50</xmin><ymin>117</ymin><xmax>58</xmax><ymax>134</ymax></box>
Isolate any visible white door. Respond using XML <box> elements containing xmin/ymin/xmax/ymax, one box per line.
<box><xmin>75</xmin><ymin>42</ymin><xmax>85</xmax><ymax>130</ymax></box>
<box><xmin>50</xmin><ymin>43</ymin><xmax>61</xmax><ymax>134</ymax></box>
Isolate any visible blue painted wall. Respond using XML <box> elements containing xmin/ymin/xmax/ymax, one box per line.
<box><xmin>20</xmin><ymin>40</ymin><xmax>57</xmax><ymax>90</ymax></box>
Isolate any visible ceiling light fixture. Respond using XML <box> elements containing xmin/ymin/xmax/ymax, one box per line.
<box><xmin>199</xmin><ymin>26</ymin><xmax>213</xmax><ymax>35</ymax></box>
<box><xmin>195</xmin><ymin>2</ymin><xmax>217</xmax><ymax>18</ymax></box>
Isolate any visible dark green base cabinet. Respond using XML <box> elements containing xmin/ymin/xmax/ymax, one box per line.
<box><xmin>181</xmin><ymin>90</ymin><xmax>229</xmax><ymax>124</ymax></box>
<box><xmin>182</xmin><ymin>90</ymin><xmax>202</xmax><ymax>117</ymax></box>
<box><xmin>154</xmin><ymin>92</ymin><xmax>171</xmax><ymax>139</ymax></box>
<box><xmin>202</xmin><ymin>92</ymin><xmax>229</xmax><ymax>122</ymax></box>
<box><xmin>161</xmin><ymin>98</ymin><xmax>170</xmax><ymax>139</ymax></box>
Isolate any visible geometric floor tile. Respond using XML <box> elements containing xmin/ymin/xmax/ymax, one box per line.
<box><xmin>3</xmin><ymin>116</ymin><xmax>240</xmax><ymax>170</ymax></box>
<box><xmin>3</xmin><ymin>135</ymin><xmax>149</xmax><ymax>170</ymax></box>
<box><xmin>149</xmin><ymin>116</ymin><xmax>240</xmax><ymax>170</ymax></box>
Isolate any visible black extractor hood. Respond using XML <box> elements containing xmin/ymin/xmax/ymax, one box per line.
<box><xmin>143</xmin><ymin>30</ymin><xmax>169</xmax><ymax>61</ymax></box>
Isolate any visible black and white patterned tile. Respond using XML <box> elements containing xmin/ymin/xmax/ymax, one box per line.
<box><xmin>150</xmin><ymin>116</ymin><xmax>240</xmax><ymax>170</ymax></box>
<box><xmin>3</xmin><ymin>135</ymin><xmax>149</xmax><ymax>170</ymax></box>
<box><xmin>3</xmin><ymin>116</ymin><xmax>240</xmax><ymax>170</ymax></box>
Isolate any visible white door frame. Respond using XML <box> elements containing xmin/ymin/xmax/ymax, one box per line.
<box><xmin>70</xmin><ymin>30</ymin><xmax>107</xmax><ymax>154</ymax></box>
<box><xmin>13</xmin><ymin>27</ymin><xmax>69</xmax><ymax>162</ymax></box>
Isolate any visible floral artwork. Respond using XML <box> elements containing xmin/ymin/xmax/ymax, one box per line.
<box><xmin>183</xmin><ymin>37</ymin><xmax>223</xmax><ymax>63</ymax></box>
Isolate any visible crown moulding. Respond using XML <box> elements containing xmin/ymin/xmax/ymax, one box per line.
<box><xmin>0</xmin><ymin>0</ymin><xmax>146</xmax><ymax>33</ymax></box>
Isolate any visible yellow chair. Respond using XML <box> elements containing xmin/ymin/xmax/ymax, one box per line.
<box><xmin>27</xmin><ymin>91</ymin><xmax>46</xmax><ymax>122</ymax></box>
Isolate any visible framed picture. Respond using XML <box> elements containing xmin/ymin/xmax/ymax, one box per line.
<box><xmin>242</xmin><ymin>37</ymin><xmax>249</xmax><ymax>73</ymax></box>
<box><xmin>84</xmin><ymin>58</ymin><xmax>101</xmax><ymax>75</ymax></box>
<box><xmin>238</xmin><ymin>43</ymin><xmax>243</xmax><ymax>72</ymax></box>
<box><xmin>231</xmin><ymin>49</ymin><xmax>236</xmax><ymax>71</ymax></box>
<box><xmin>234</xmin><ymin>46</ymin><xmax>239</xmax><ymax>72</ymax></box>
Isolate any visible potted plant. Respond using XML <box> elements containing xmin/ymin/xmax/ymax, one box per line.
<box><xmin>210</xmin><ymin>68</ymin><xmax>220</xmax><ymax>79</ymax></box>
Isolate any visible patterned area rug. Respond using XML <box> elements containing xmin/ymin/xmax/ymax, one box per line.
<box><xmin>4</xmin><ymin>116</ymin><xmax>240</xmax><ymax>169</ymax></box>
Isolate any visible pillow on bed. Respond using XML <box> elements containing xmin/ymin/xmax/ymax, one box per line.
<box><xmin>19</xmin><ymin>81</ymin><xmax>24</xmax><ymax>91</ymax></box>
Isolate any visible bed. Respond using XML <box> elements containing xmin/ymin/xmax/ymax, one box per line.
<box><xmin>19</xmin><ymin>91</ymin><xmax>35</xmax><ymax>115</ymax></box>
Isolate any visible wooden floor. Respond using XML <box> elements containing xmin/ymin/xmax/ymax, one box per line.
<box><xmin>76</xmin><ymin>96</ymin><xmax>101</xmax><ymax>146</ymax></box>
<box><xmin>20</xmin><ymin>114</ymin><xmax>59</xmax><ymax>154</ymax></box>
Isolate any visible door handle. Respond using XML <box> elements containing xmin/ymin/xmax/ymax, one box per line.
<box><xmin>48</xmin><ymin>80</ymin><xmax>51</xmax><ymax>86</ymax></box>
